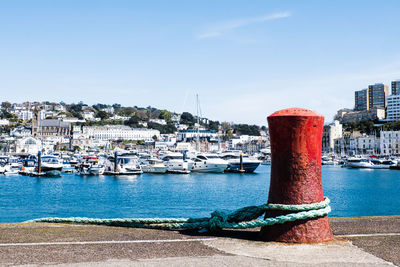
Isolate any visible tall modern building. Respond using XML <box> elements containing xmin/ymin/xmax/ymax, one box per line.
<box><xmin>368</xmin><ymin>83</ymin><xmax>388</xmax><ymax>109</ymax></box>
<box><xmin>355</xmin><ymin>89</ymin><xmax>369</xmax><ymax>110</ymax></box>
<box><xmin>386</xmin><ymin>94</ymin><xmax>400</xmax><ymax>121</ymax></box>
<box><xmin>392</xmin><ymin>80</ymin><xmax>400</xmax><ymax>95</ymax></box>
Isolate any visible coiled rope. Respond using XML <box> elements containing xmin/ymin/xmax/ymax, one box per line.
<box><xmin>28</xmin><ymin>197</ymin><xmax>331</xmax><ymax>231</ymax></box>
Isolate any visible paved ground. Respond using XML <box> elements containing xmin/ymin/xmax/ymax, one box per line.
<box><xmin>0</xmin><ymin>216</ymin><xmax>399</xmax><ymax>266</ymax></box>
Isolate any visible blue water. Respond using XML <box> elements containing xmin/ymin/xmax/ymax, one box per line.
<box><xmin>1</xmin><ymin>165</ymin><xmax>399</xmax><ymax>223</ymax></box>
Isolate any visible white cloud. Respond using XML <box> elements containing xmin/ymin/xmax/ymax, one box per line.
<box><xmin>196</xmin><ymin>12</ymin><xmax>291</xmax><ymax>39</ymax></box>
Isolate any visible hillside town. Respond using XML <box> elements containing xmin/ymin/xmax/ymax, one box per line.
<box><xmin>1</xmin><ymin>79</ymin><xmax>400</xmax><ymax>159</ymax></box>
<box><xmin>0</xmin><ymin>101</ymin><xmax>269</xmax><ymax>156</ymax></box>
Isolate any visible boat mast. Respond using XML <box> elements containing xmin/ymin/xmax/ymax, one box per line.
<box><xmin>196</xmin><ymin>94</ymin><xmax>200</xmax><ymax>152</ymax></box>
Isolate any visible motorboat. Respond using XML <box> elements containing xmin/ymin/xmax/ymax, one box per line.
<box><xmin>3</xmin><ymin>157</ymin><xmax>21</xmax><ymax>175</ymax></box>
<box><xmin>104</xmin><ymin>153</ymin><xmax>143</xmax><ymax>175</ymax></box>
<box><xmin>77</xmin><ymin>156</ymin><xmax>105</xmax><ymax>175</ymax></box>
<box><xmin>344</xmin><ymin>157</ymin><xmax>374</xmax><ymax>168</ymax></box>
<box><xmin>220</xmin><ymin>151</ymin><xmax>261</xmax><ymax>173</ymax></box>
<box><xmin>191</xmin><ymin>153</ymin><xmax>228</xmax><ymax>173</ymax></box>
<box><xmin>160</xmin><ymin>152</ymin><xmax>194</xmax><ymax>174</ymax></box>
<box><xmin>369</xmin><ymin>159</ymin><xmax>397</xmax><ymax>169</ymax></box>
<box><xmin>0</xmin><ymin>156</ymin><xmax>8</xmax><ymax>174</ymax></box>
<box><xmin>39</xmin><ymin>155</ymin><xmax>63</xmax><ymax>172</ymax></box>
<box><xmin>140</xmin><ymin>158</ymin><xmax>168</xmax><ymax>174</ymax></box>
<box><xmin>20</xmin><ymin>158</ymin><xmax>37</xmax><ymax>173</ymax></box>
<box><xmin>321</xmin><ymin>156</ymin><xmax>336</xmax><ymax>165</ymax></box>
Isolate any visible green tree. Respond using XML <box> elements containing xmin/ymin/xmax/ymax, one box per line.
<box><xmin>96</xmin><ymin>110</ymin><xmax>109</xmax><ymax>120</ymax></box>
<box><xmin>180</xmin><ymin>112</ymin><xmax>195</xmax><ymax>126</ymax></box>
<box><xmin>1</xmin><ymin>102</ymin><xmax>11</xmax><ymax>110</ymax></box>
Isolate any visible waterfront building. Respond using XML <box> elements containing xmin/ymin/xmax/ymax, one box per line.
<box><xmin>82</xmin><ymin>125</ymin><xmax>160</xmax><ymax>141</ymax></box>
<box><xmin>322</xmin><ymin>121</ymin><xmax>342</xmax><ymax>154</ymax></box>
<box><xmin>14</xmin><ymin>137</ymin><xmax>42</xmax><ymax>154</ymax></box>
<box><xmin>351</xmin><ymin>135</ymin><xmax>380</xmax><ymax>155</ymax></box>
<box><xmin>71</xmin><ymin>135</ymin><xmax>94</xmax><ymax>151</ymax></box>
<box><xmin>177</xmin><ymin>129</ymin><xmax>218</xmax><ymax>142</ymax></box>
<box><xmin>368</xmin><ymin>83</ymin><xmax>388</xmax><ymax>109</ymax></box>
<box><xmin>334</xmin><ymin>131</ymin><xmax>361</xmax><ymax>155</ymax></box>
<box><xmin>386</xmin><ymin>94</ymin><xmax>400</xmax><ymax>121</ymax></box>
<box><xmin>380</xmin><ymin>131</ymin><xmax>400</xmax><ymax>156</ymax></box>
<box><xmin>334</xmin><ymin>131</ymin><xmax>380</xmax><ymax>156</ymax></box>
<box><xmin>392</xmin><ymin>80</ymin><xmax>400</xmax><ymax>95</ymax></box>
<box><xmin>355</xmin><ymin>89</ymin><xmax>369</xmax><ymax>110</ymax></box>
<box><xmin>335</xmin><ymin>108</ymin><xmax>385</xmax><ymax>123</ymax></box>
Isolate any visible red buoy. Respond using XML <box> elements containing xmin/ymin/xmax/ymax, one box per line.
<box><xmin>260</xmin><ymin>108</ymin><xmax>333</xmax><ymax>243</ymax></box>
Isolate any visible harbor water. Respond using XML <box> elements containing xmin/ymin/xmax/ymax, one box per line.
<box><xmin>1</xmin><ymin>165</ymin><xmax>400</xmax><ymax>223</ymax></box>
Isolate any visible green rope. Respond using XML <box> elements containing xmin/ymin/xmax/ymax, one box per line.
<box><xmin>28</xmin><ymin>197</ymin><xmax>331</xmax><ymax>231</ymax></box>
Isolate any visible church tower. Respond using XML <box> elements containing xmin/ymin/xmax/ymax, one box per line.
<box><xmin>32</xmin><ymin>106</ymin><xmax>41</xmax><ymax>137</ymax></box>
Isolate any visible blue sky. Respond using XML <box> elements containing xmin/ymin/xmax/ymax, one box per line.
<box><xmin>1</xmin><ymin>0</ymin><xmax>400</xmax><ymax>126</ymax></box>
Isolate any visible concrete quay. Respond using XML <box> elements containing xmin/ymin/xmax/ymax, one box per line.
<box><xmin>0</xmin><ymin>216</ymin><xmax>399</xmax><ymax>266</ymax></box>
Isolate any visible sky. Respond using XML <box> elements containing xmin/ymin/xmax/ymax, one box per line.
<box><xmin>1</xmin><ymin>0</ymin><xmax>400</xmax><ymax>126</ymax></box>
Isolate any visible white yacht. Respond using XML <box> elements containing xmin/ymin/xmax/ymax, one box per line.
<box><xmin>4</xmin><ymin>157</ymin><xmax>21</xmax><ymax>175</ymax></box>
<box><xmin>40</xmin><ymin>156</ymin><xmax>63</xmax><ymax>172</ymax></box>
<box><xmin>191</xmin><ymin>153</ymin><xmax>228</xmax><ymax>173</ymax></box>
<box><xmin>344</xmin><ymin>158</ymin><xmax>374</xmax><ymax>168</ymax></box>
<box><xmin>161</xmin><ymin>152</ymin><xmax>194</xmax><ymax>174</ymax></box>
<box><xmin>77</xmin><ymin>156</ymin><xmax>105</xmax><ymax>175</ymax></box>
<box><xmin>105</xmin><ymin>154</ymin><xmax>143</xmax><ymax>175</ymax></box>
<box><xmin>220</xmin><ymin>151</ymin><xmax>261</xmax><ymax>173</ymax></box>
<box><xmin>369</xmin><ymin>159</ymin><xmax>397</xmax><ymax>169</ymax></box>
<box><xmin>140</xmin><ymin>158</ymin><xmax>168</xmax><ymax>174</ymax></box>
<box><xmin>0</xmin><ymin>156</ymin><xmax>8</xmax><ymax>174</ymax></box>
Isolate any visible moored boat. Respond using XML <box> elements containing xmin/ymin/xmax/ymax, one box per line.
<box><xmin>191</xmin><ymin>153</ymin><xmax>228</xmax><ymax>173</ymax></box>
<box><xmin>220</xmin><ymin>151</ymin><xmax>261</xmax><ymax>173</ymax></box>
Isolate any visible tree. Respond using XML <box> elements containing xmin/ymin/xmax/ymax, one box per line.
<box><xmin>233</xmin><ymin>124</ymin><xmax>261</xmax><ymax>136</ymax></box>
<box><xmin>148</xmin><ymin>122</ymin><xmax>177</xmax><ymax>134</ymax></box>
<box><xmin>1</xmin><ymin>102</ymin><xmax>11</xmax><ymax>110</ymax></box>
<box><xmin>208</xmin><ymin>120</ymin><xmax>220</xmax><ymax>131</ymax></box>
<box><xmin>119</xmin><ymin>107</ymin><xmax>136</xmax><ymax>117</ymax></box>
<box><xmin>159</xmin><ymin>110</ymin><xmax>173</xmax><ymax>121</ymax></box>
<box><xmin>124</xmin><ymin>115</ymin><xmax>140</xmax><ymax>127</ymax></box>
<box><xmin>92</xmin><ymin>103</ymin><xmax>108</xmax><ymax>111</ymax></box>
<box><xmin>180</xmin><ymin>112</ymin><xmax>195</xmax><ymax>126</ymax></box>
<box><xmin>96</xmin><ymin>110</ymin><xmax>109</xmax><ymax>120</ymax></box>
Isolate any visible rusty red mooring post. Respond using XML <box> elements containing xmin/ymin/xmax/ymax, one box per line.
<box><xmin>260</xmin><ymin>108</ymin><xmax>333</xmax><ymax>243</ymax></box>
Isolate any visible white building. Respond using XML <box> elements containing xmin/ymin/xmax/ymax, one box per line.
<box><xmin>16</xmin><ymin>110</ymin><xmax>33</xmax><ymax>121</ymax></box>
<box><xmin>82</xmin><ymin>125</ymin><xmax>160</xmax><ymax>141</ymax></box>
<box><xmin>322</xmin><ymin>121</ymin><xmax>343</xmax><ymax>154</ymax></box>
<box><xmin>177</xmin><ymin>129</ymin><xmax>218</xmax><ymax>142</ymax></box>
<box><xmin>349</xmin><ymin>135</ymin><xmax>380</xmax><ymax>155</ymax></box>
<box><xmin>15</xmin><ymin>137</ymin><xmax>42</xmax><ymax>154</ymax></box>
<box><xmin>386</xmin><ymin>95</ymin><xmax>400</xmax><ymax>121</ymax></box>
<box><xmin>82</xmin><ymin>110</ymin><xmax>95</xmax><ymax>120</ymax></box>
<box><xmin>0</xmin><ymin>119</ymin><xmax>9</xmax><ymax>126</ymax></box>
<box><xmin>380</xmin><ymin>131</ymin><xmax>400</xmax><ymax>156</ymax></box>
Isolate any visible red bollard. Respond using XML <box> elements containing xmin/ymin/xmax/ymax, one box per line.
<box><xmin>260</xmin><ymin>108</ymin><xmax>333</xmax><ymax>243</ymax></box>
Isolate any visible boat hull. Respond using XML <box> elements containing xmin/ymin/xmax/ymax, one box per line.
<box><xmin>225</xmin><ymin>162</ymin><xmax>260</xmax><ymax>173</ymax></box>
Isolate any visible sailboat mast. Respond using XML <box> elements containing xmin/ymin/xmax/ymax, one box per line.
<box><xmin>196</xmin><ymin>94</ymin><xmax>200</xmax><ymax>152</ymax></box>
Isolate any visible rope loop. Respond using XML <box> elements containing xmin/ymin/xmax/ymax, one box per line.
<box><xmin>27</xmin><ymin>197</ymin><xmax>331</xmax><ymax>231</ymax></box>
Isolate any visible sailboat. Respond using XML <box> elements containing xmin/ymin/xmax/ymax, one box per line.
<box><xmin>190</xmin><ymin>94</ymin><xmax>229</xmax><ymax>173</ymax></box>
